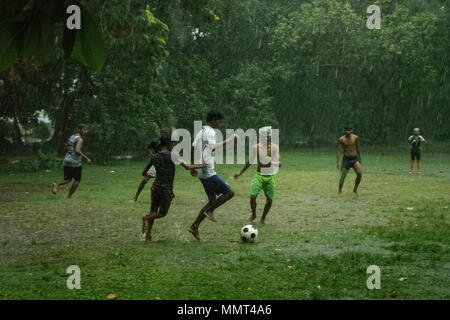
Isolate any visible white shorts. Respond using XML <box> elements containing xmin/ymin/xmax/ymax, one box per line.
<box><xmin>146</xmin><ymin>165</ymin><xmax>156</xmax><ymax>177</ymax></box>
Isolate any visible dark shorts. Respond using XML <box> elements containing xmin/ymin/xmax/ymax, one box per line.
<box><xmin>150</xmin><ymin>185</ymin><xmax>174</xmax><ymax>216</ymax></box>
<box><xmin>342</xmin><ymin>156</ymin><xmax>360</xmax><ymax>170</ymax></box>
<box><xmin>64</xmin><ymin>166</ymin><xmax>82</xmax><ymax>182</ymax></box>
<box><xmin>200</xmin><ymin>175</ymin><xmax>233</xmax><ymax>203</ymax></box>
<box><xmin>411</xmin><ymin>149</ymin><xmax>421</xmax><ymax>161</ymax></box>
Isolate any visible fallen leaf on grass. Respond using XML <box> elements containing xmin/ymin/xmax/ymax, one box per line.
<box><xmin>106</xmin><ymin>294</ymin><xmax>117</xmax><ymax>300</ymax></box>
<box><xmin>406</xmin><ymin>207</ymin><xmax>414</xmax><ymax>211</ymax></box>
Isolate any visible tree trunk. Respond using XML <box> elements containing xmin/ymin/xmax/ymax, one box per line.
<box><xmin>12</xmin><ymin>109</ymin><xmax>23</xmax><ymax>147</ymax></box>
<box><xmin>381</xmin><ymin>93</ymin><xmax>389</xmax><ymax>144</ymax></box>
<box><xmin>49</xmin><ymin>94</ymin><xmax>75</xmax><ymax>155</ymax></box>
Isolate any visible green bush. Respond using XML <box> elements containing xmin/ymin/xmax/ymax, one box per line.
<box><xmin>3</xmin><ymin>153</ymin><xmax>62</xmax><ymax>173</ymax></box>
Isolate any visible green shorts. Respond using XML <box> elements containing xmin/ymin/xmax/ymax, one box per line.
<box><xmin>250</xmin><ymin>172</ymin><xmax>276</xmax><ymax>200</ymax></box>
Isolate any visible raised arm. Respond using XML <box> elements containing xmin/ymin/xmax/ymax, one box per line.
<box><xmin>209</xmin><ymin>133</ymin><xmax>238</xmax><ymax>152</ymax></box>
<box><xmin>75</xmin><ymin>138</ymin><xmax>91</xmax><ymax>164</ymax></box>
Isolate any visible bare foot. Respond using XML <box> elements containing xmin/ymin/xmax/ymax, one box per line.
<box><xmin>353</xmin><ymin>191</ymin><xmax>359</xmax><ymax>197</ymax></box>
<box><xmin>260</xmin><ymin>219</ymin><xmax>266</xmax><ymax>225</ymax></box>
<box><xmin>145</xmin><ymin>233</ymin><xmax>152</xmax><ymax>242</ymax></box>
<box><xmin>203</xmin><ymin>211</ymin><xmax>217</xmax><ymax>222</ymax></box>
<box><xmin>248</xmin><ymin>215</ymin><xmax>257</xmax><ymax>223</ymax></box>
<box><xmin>188</xmin><ymin>227</ymin><xmax>200</xmax><ymax>240</ymax></box>
<box><xmin>338</xmin><ymin>191</ymin><xmax>342</xmax><ymax>196</ymax></box>
<box><xmin>142</xmin><ymin>216</ymin><xmax>149</xmax><ymax>234</ymax></box>
<box><xmin>52</xmin><ymin>182</ymin><xmax>57</xmax><ymax>195</ymax></box>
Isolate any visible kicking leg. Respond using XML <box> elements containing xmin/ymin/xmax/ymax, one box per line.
<box><xmin>249</xmin><ymin>195</ymin><xmax>257</xmax><ymax>223</ymax></box>
<box><xmin>68</xmin><ymin>180</ymin><xmax>80</xmax><ymax>199</ymax></box>
<box><xmin>188</xmin><ymin>202</ymin><xmax>211</xmax><ymax>240</ymax></box>
<box><xmin>260</xmin><ymin>198</ymin><xmax>273</xmax><ymax>224</ymax></box>
<box><xmin>204</xmin><ymin>190</ymin><xmax>235</xmax><ymax>222</ymax></box>
<box><xmin>339</xmin><ymin>168</ymin><xmax>349</xmax><ymax>194</ymax></box>
<box><xmin>353</xmin><ymin>162</ymin><xmax>362</xmax><ymax>196</ymax></box>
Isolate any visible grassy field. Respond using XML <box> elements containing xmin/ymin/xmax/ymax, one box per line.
<box><xmin>0</xmin><ymin>150</ymin><xmax>449</xmax><ymax>300</ymax></box>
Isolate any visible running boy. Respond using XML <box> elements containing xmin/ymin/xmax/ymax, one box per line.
<box><xmin>141</xmin><ymin>136</ymin><xmax>205</xmax><ymax>241</ymax></box>
<box><xmin>187</xmin><ymin>110</ymin><xmax>238</xmax><ymax>240</ymax></box>
<box><xmin>52</xmin><ymin>124</ymin><xmax>91</xmax><ymax>198</ymax></box>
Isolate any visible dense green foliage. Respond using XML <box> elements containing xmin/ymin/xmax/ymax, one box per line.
<box><xmin>1</xmin><ymin>0</ymin><xmax>449</xmax><ymax>156</ymax></box>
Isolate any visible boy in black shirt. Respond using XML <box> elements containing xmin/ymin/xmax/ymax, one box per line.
<box><xmin>141</xmin><ymin>137</ymin><xmax>205</xmax><ymax>241</ymax></box>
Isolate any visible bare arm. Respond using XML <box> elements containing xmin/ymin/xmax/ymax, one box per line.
<box><xmin>271</xmin><ymin>144</ymin><xmax>282</xmax><ymax>167</ymax></box>
<box><xmin>337</xmin><ymin>139</ymin><xmax>343</xmax><ymax>169</ymax></box>
<box><xmin>234</xmin><ymin>145</ymin><xmax>257</xmax><ymax>179</ymax></box>
<box><xmin>209</xmin><ymin>134</ymin><xmax>238</xmax><ymax>152</ymax></box>
<box><xmin>142</xmin><ymin>158</ymin><xmax>154</xmax><ymax>176</ymax></box>
<box><xmin>75</xmin><ymin>138</ymin><xmax>91</xmax><ymax>164</ymax></box>
<box><xmin>180</xmin><ymin>161</ymin><xmax>206</xmax><ymax>170</ymax></box>
<box><xmin>355</xmin><ymin>136</ymin><xmax>361</xmax><ymax>163</ymax></box>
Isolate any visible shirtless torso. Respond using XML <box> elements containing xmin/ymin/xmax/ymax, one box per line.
<box><xmin>338</xmin><ymin>134</ymin><xmax>359</xmax><ymax>157</ymax></box>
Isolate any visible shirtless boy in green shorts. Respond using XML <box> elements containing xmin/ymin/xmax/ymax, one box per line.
<box><xmin>234</xmin><ymin>126</ymin><xmax>281</xmax><ymax>224</ymax></box>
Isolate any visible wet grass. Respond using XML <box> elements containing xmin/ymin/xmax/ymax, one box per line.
<box><xmin>0</xmin><ymin>150</ymin><xmax>449</xmax><ymax>299</ymax></box>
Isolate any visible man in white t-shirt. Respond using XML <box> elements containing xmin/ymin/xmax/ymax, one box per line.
<box><xmin>188</xmin><ymin>110</ymin><xmax>238</xmax><ymax>240</ymax></box>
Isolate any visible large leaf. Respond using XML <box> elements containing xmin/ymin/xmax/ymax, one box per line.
<box><xmin>70</xmin><ymin>5</ymin><xmax>106</xmax><ymax>71</ymax></box>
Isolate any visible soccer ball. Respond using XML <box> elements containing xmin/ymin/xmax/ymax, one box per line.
<box><xmin>240</xmin><ymin>225</ymin><xmax>258</xmax><ymax>243</ymax></box>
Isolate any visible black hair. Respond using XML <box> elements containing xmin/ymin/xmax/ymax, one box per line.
<box><xmin>159</xmin><ymin>136</ymin><xmax>172</xmax><ymax>148</ymax></box>
<box><xmin>206</xmin><ymin>110</ymin><xmax>224</xmax><ymax>123</ymax></box>
<box><xmin>160</xmin><ymin>127</ymin><xmax>171</xmax><ymax>138</ymax></box>
<box><xmin>146</xmin><ymin>141</ymin><xmax>159</xmax><ymax>152</ymax></box>
<box><xmin>344</xmin><ymin>125</ymin><xmax>353</xmax><ymax>130</ymax></box>
<box><xmin>79</xmin><ymin>123</ymin><xmax>88</xmax><ymax>131</ymax></box>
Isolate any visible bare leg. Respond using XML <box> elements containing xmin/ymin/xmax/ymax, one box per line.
<box><xmin>260</xmin><ymin>198</ymin><xmax>273</xmax><ymax>224</ymax></box>
<box><xmin>145</xmin><ymin>212</ymin><xmax>163</xmax><ymax>242</ymax></box>
<box><xmin>188</xmin><ymin>202</ymin><xmax>211</xmax><ymax>240</ymax></box>
<box><xmin>204</xmin><ymin>190</ymin><xmax>235</xmax><ymax>221</ymax></box>
<box><xmin>52</xmin><ymin>179</ymin><xmax>71</xmax><ymax>194</ymax></box>
<box><xmin>339</xmin><ymin>168</ymin><xmax>349</xmax><ymax>194</ymax></box>
<box><xmin>353</xmin><ymin>162</ymin><xmax>362</xmax><ymax>196</ymax></box>
<box><xmin>417</xmin><ymin>161</ymin><xmax>421</xmax><ymax>174</ymax></box>
<box><xmin>68</xmin><ymin>180</ymin><xmax>80</xmax><ymax>199</ymax></box>
<box><xmin>249</xmin><ymin>195</ymin><xmax>257</xmax><ymax>222</ymax></box>
<box><xmin>133</xmin><ymin>175</ymin><xmax>153</xmax><ymax>201</ymax></box>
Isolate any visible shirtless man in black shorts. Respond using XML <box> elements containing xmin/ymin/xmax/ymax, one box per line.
<box><xmin>337</xmin><ymin>126</ymin><xmax>362</xmax><ymax>196</ymax></box>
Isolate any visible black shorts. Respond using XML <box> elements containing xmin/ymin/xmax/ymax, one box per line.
<box><xmin>64</xmin><ymin>166</ymin><xmax>82</xmax><ymax>182</ymax></box>
<box><xmin>411</xmin><ymin>149</ymin><xmax>421</xmax><ymax>161</ymax></box>
<box><xmin>342</xmin><ymin>156</ymin><xmax>360</xmax><ymax>170</ymax></box>
<box><xmin>150</xmin><ymin>185</ymin><xmax>174</xmax><ymax>216</ymax></box>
